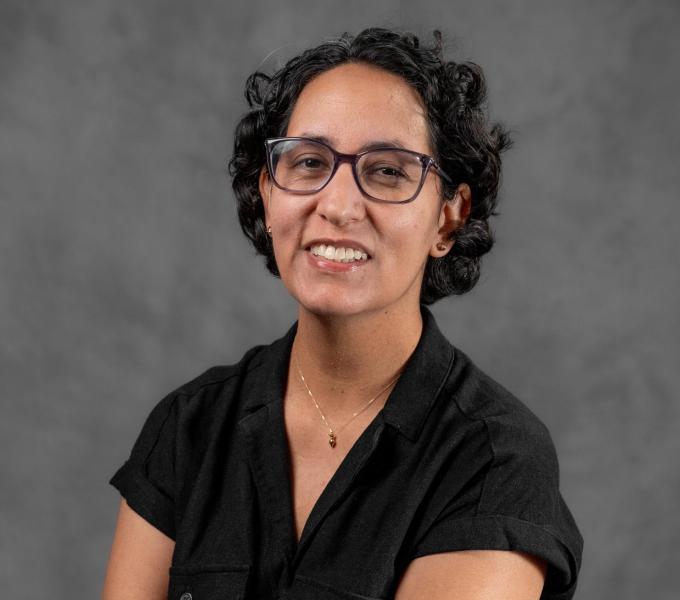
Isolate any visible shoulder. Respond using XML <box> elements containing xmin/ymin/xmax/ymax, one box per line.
<box><xmin>176</xmin><ymin>341</ymin><xmax>268</xmax><ymax>396</ymax></box>
<box><xmin>446</xmin><ymin>346</ymin><xmax>557</xmax><ymax>461</ymax></box>
<box><xmin>428</xmin><ymin>346</ymin><xmax>564</xmax><ymax>521</ymax></box>
<box><xmin>119</xmin><ymin>341</ymin><xmax>269</xmax><ymax>452</ymax></box>
<box><xmin>109</xmin><ymin>338</ymin><xmax>276</xmax><ymax>539</ymax></box>
<box><xmin>160</xmin><ymin>342</ymin><xmax>268</xmax><ymax>413</ymax></box>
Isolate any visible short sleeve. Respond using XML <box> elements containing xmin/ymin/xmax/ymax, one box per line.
<box><xmin>109</xmin><ymin>390</ymin><xmax>179</xmax><ymax>540</ymax></box>
<box><xmin>410</xmin><ymin>416</ymin><xmax>583</xmax><ymax>600</ymax></box>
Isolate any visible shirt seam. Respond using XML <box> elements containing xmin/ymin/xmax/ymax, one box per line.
<box><xmin>448</xmin><ymin>353</ymin><xmax>487</xmax><ymax>427</ymax></box>
<box><xmin>455</xmin><ymin>513</ymin><xmax>578</xmax><ymax>578</ymax></box>
<box><xmin>118</xmin><ymin>461</ymin><xmax>174</xmax><ymax>507</ymax></box>
<box><xmin>414</xmin><ymin>512</ymin><xmax>577</xmax><ymax>568</ymax></box>
<box><xmin>447</xmin><ymin>513</ymin><xmax>566</xmax><ymax>542</ymax></box>
<box><xmin>474</xmin><ymin>419</ymin><xmax>495</xmax><ymax>518</ymax></box>
<box><xmin>142</xmin><ymin>393</ymin><xmax>179</xmax><ymax>469</ymax></box>
<box><xmin>412</xmin><ymin>344</ymin><xmax>457</xmax><ymax>439</ymax></box>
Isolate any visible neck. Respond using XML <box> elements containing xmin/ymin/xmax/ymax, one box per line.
<box><xmin>289</xmin><ymin>303</ymin><xmax>424</xmax><ymax>414</ymax></box>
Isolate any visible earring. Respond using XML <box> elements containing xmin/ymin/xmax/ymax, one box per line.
<box><xmin>266</xmin><ymin>225</ymin><xmax>272</xmax><ymax>237</ymax></box>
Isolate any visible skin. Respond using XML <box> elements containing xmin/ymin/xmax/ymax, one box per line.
<box><xmin>102</xmin><ymin>62</ymin><xmax>546</xmax><ymax>599</ymax></box>
<box><xmin>101</xmin><ymin>500</ymin><xmax>174</xmax><ymax>599</ymax></box>
<box><xmin>395</xmin><ymin>550</ymin><xmax>548</xmax><ymax>600</ymax></box>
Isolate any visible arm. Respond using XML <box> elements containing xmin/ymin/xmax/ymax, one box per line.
<box><xmin>395</xmin><ymin>550</ymin><xmax>547</xmax><ymax>600</ymax></box>
<box><xmin>102</xmin><ymin>499</ymin><xmax>175</xmax><ymax>600</ymax></box>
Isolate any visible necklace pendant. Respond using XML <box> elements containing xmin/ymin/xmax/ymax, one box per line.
<box><xmin>328</xmin><ymin>431</ymin><xmax>337</xmax><ymax>448</ymax></box>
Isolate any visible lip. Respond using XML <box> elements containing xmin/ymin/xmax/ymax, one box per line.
<box><xmin>304</xmin><ymin>238</ymin><xmax>372</xmax><ymax>258</ymax></box>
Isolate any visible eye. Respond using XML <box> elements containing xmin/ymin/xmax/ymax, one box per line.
<box><xmin>372</xmin><ymin>165</ymin><xmax>406</xmax><ymax>178</ymax></box>
<box><xmin>364</xmin><ymin>163</ymin><xmax>409</xmax><ymax>180</ymax></box>
<box><xmin>288</xmin><ymin>154</ymin><xmax>331</xmax><ymax>171</ymax></box>
<box><xmin>361</xmin><ymin>150</ymin><xmax>419</xmax><ymax>183</ymax></box>
<box><xmin>294</xmin><ymin>157</ymin><xmax>325</xmax><ymax>169</ymax></box>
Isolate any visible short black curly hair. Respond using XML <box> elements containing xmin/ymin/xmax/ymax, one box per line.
<box><xmin>228</xmin><ymin>27</ymin><xmax>512</xmax><ymax>304</ymax></box>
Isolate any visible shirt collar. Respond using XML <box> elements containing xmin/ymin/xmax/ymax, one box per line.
<box><xmin>240</xmin><ymin>305</ymin><xmax>455</xmax><ymax>442</ymax></box>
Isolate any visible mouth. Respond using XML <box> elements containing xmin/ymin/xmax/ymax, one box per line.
<box><xmin>306</xmin><ymin>243</ymin><xmax>370</xmax><ymax>264</ymax></box>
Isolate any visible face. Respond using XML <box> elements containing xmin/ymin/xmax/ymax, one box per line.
<box><xmin>259</xmin><ymin>62</ymin><xmax>469</xmax><ymax>319</ymax></box>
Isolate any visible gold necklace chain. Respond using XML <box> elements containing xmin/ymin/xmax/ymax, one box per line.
<box><xmin>294</xmin><ymin>353</ymin><xmax>402</xmax><ymax>448</ymax></box>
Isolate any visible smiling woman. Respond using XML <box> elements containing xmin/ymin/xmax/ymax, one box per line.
<box><xmin>103</xmin><ymin>28</ymin><xmax>583</xmax><ymax>600</ymax></box>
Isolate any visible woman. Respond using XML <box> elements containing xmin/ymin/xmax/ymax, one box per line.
<box><xmin>103</xmin><ymin>28</ymin><xmax>583</xmax><ymax>600</ymax></box>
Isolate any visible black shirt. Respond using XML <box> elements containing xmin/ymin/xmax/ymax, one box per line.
<box><xmin>110</xmin><ymin>305</ymin><xmax>583</xmax><ymax>600</ymax></box>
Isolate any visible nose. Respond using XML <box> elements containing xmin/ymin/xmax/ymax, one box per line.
<box><xmin>315</xmin><ymin>161</ymin><xmax>366</xmax><ymax>227</ymax></box>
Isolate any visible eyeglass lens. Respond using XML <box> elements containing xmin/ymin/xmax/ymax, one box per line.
<box><xmin>269</xmin><ymin>139</ymin><xmax>426</xmax><ymax>202</ymax></box>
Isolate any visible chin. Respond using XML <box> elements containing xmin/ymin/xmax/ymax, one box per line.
<box><xmin>295</xmin><ymin>292</ymin><xmax>375</xmax><ymax>319</ymax></box>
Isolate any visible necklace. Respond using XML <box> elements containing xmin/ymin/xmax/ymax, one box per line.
<box><xmin>294</xmin><ymin>353</ymin><xmax>402</xmax><ymax>448</ymax></box>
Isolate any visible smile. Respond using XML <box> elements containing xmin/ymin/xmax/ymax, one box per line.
<box><xmin>305</xmin><ymin>244</ymin><xmax>371</xmax><ymax>274</ymax></box>
<box><xmin>309</xmin><ymin>244</ymin><xmax>368</xmax><ymax>263</ymax></box>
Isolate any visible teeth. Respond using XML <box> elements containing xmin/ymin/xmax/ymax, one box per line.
<box><xmin>310</xmin><ymin>244</ymin><xmax>368</xmax><ymax>263</ymax></box>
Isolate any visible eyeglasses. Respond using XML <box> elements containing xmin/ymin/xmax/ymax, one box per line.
<box><xmin>264</xmin><ymin>137</ymin><xmax>454</xmax><ymax>204</ymax></box>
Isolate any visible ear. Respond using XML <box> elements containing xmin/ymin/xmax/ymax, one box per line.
<box><xmin>430</xmin><ymin>183</ymin><xmax>472</xmax><ymax>258</ymax></box>
<box><xmin>258</xmin><ymin>166</ymin><xmax>273</xmax><ymax>227</ymax></box>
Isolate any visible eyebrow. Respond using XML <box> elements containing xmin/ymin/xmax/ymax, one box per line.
<box><xmin>297</xmin><ymin>133</ymin><xmax>411</xmax><ymax>153</ymax></box>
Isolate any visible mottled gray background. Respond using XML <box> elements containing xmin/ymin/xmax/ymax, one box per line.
<box><xmin>1</xmin><ymin>0</ymin><xmax>678</xmax><ymax>598</ymax></box>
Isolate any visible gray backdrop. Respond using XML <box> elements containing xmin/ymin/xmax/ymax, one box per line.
<box><xmin>1</xmin><ymin>0</ymin><xmax>678</xmax><ymax>598</ymax></box>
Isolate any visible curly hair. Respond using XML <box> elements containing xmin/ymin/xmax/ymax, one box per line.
<box><xmin>228</xmin><ymin>27</ymin><xmax>512</xmax><ymax>304</ymax></box>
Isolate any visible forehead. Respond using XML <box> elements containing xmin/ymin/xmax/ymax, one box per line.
<box><xmin>286</xmin><ymin>63</ymin><xmax>432</xmax><ymax>155</ymax></box>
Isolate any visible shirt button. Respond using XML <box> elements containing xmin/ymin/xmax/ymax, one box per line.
<box><xmin>179</xmin><ymin>593</ymin><xmax>192</xmax><ymax>600</ymax></box>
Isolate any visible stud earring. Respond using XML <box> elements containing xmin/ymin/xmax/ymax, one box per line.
<box><xmin>266</xmin><ymin>225</ymin><xmax>272</xmax><ymax>237</ymax></box>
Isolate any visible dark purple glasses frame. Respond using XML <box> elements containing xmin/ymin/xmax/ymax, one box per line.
<box><xmin>264</xmin><ymin>136</ymin><xmax>454</xmax><ymax>204</ymax></box>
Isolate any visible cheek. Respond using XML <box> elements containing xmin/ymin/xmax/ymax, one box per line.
<box><xmin>386</xmin><ymin>206</ymin><xmax>439</xmax><ymax>248</ymax></box>
<box><xmin>270</xmin><ymin>196</ymin><xmax>306</xmax><ymax>230</ymax></box>
<box><xmin>269</xmin><ymin>198</ymin><xmax>312</xmax><ymax>266</ymax></box>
